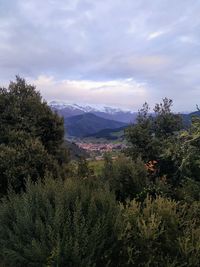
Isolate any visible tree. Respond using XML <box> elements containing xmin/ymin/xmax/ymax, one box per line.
<box><xmin>102</xmin><ymin>153</ymin><xmax>114</xmax><ymax>181</ymax></box>
<box><xmin>179</xmin><ymin>115</ymin><xmax>200</xmax><ymax>182</ymax></box>
<box><xmin>77</xmin><ymin>156</ymin><xmax>91</xmax><ymax>179</ymax></box>
<box><xmin>125</xmin><ymin>102</ymin><xmax>158</xmax><ymax>162</ymax></box>
<box><xmin>153</xmin><ymin>97</ymin><xmax>182</xmax><ymax>138</ymax></box>
<box><xmin>0</xmin><ymin>76</ymin><xmax>65</xmax><ymax>155</ymax></box>
<box><xmin>125</xmin><ymin>98</ymin><xmax>183</xmax><ymax>186</ymax></box>
<box><xmin>0</xmin><ymin>77</ymin><xmax>69</xmax><ymax>195</ymax></box>
<box><xmin>0</xmin><ymin>138</ymin><xmax>60</xmax><ymax>195</ymax></box>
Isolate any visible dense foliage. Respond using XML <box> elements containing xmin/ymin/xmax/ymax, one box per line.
<box><xmin>121</xmin><ymin>196</ymin><xmax>200</xmax><ymax>267</ymax></box>
<box><xmin>102</xmin><ymin>154</ymin><xmax>147</xmax><ymax>202</ymax></box>
<box><xmin>0</xmin><ymin>77</ymin><xmax>69</xmax><ymax>196</ymax></box>
<box><xmin>0</xmin><ymin>79</ymin><xmax>200</xmax><ymax>266</ymax></box>
<box><xmin>0</xmin><ymin>178</ymin><xmax>120</xmax><ymax>267</ymax></box>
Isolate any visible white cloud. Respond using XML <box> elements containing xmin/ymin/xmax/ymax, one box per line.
<box><xmin>147</xmin><ymin>30</ymin><xmax>166</xmax><ymax>40</ymax></box>
<box><xmin>31</xmin><ymin>75</ymin><xmax>148</xmax><ymax>109</ymax></box>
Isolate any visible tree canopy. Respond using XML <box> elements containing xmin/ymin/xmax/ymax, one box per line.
<box><xmin>0</xmin><ymin>77</ymin><xmax>69</xmax><ymax>195</ymax></box>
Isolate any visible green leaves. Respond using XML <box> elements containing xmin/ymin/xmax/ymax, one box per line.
<box><xmin>0</xmin><ymin>178</ymin><xmax>120</xmax><ymax>267</ymax></box>
<box><xmin>0</xmin><ymin>77</ymin><xmax>69</xmax><ymax>195</ymax></box>
<box><xmin>121</xmin><ymin>196</ymin><xmax>200</xmax><ymax>267</ymax></box>
<box><xmin>102</xmin><ymin>155</ymin><xmax>147</xmax><ymax>202</ymax></box>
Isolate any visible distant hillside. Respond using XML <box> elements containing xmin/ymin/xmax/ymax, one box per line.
<box><xmin>66</xmin><ymin>140</ymin><xmax>89</xmax><ymax>159</ymax></box>
<box><xmin>86</xmin><ymin>126</ymin><xmax>127</xmax><ymax>140</ymax></box>
<box><xmin>64</xmin><ymin>113</ymin><xmax>127</xmax><ymax>137</ymax></box>
<box><xmin>93</xmin><ymin>111</ymin><xmax>137</xmax><ymax>123</ymax></box>
<box><xmin>181</xmin><ymin>110</ymin><xmax>200</xmax><ymax>127</ymax></box>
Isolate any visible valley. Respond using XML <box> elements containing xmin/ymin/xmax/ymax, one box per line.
<box><xmin>50</xmin><ymin>101</ymin><xmax>200</xmax><ymax>160</ymax></box>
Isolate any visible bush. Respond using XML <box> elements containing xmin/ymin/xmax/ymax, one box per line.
<box><xmin>176</xmin><ymin>178</ymin><xmax>200</xmax><ymax>202</ymax></box>
<box><xmin>103</xmin><ymin>155</ymin><xmax>147</xmax><ymax>202</ymax></box>
<box><xmin>120</xmin><ymin>195</ymin><xmax>200</xmax><ymax>267</ymax></box>
<box><xmin>0</xmin><ymin>178</ymin><xmax>120</xmax><ymax>267</ymax></box>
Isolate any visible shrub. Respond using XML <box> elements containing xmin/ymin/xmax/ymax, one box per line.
<box><xmin>176</xmin><ymin>178</ymin><xmax>200</xmax><ymax>202</ymax></box>
<box><xmin>120</xmin><ymin>195</ymin><xmax>200</xmax><ymax>267</ymax></box>
<box><xmin>103</xmin><ymin>155</ymin><xmax>147</xmax><ymax>202</ymax></box>
<box><xmin>0</xmin><ymin>178</ymin><xmax>120</xmax><ymax>267</ymax></box>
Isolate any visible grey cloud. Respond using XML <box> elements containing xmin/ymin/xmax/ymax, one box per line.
<box><xmin>0</xmin><ymin>0</ymin><xmax>200</xmax><ymax>110</ymax></box>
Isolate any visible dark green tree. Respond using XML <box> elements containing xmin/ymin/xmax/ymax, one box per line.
<box><xmin>153</xmin><ymin>97</ymin><xmax>182</xmax><ymax>138</ymax></box>
<box><xmin>179</xmin><ymin>115</ymin><xmax>200</xmax><ymax>182</ymax></box>
<box><xmin>102</xmin><ymin>153</ymin><xmax>114</xmax><ymax>181</ymax></box>
<box><xmin>77</xmin><ymin>157</ymin><xmax>91</xmax><ymax>179</ymax></box>
<box><xmin>126</xmin><ymin>98</ymin><xmax>183</xmax><ymax>186</ymax></box>
<box><xmin>125</xmin><ymin>102</ymin><xmax>158</xmax><ymax>162</ymax></box>
<box><xmin>0</xmin><ymin>77</ymin><xmax>69</xmax><ymax>195</ymax></box>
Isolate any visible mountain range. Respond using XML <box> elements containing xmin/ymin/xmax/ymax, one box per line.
<box><xmin>49</xmin><ymin>101</ymin><xmax>137</xmax><ymax>123</ymax></box>
<box><xmin>49</xmin><ymin>101</ymin><xmax>200</xmax><ymax>139</ymax></box>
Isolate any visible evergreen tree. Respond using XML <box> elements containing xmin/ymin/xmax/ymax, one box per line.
<box><xmin>126</xmin><ymin>98</ymin><xmax>183</xmax><ymax>186</ymax></box>
<box><xmin>0</xmin><ymin>77</ymin><xmax>69</xmax><ymax>195</ymax></box>
<box><xmin>77</xmin><ymin>157</ymin><xmax>91</xmax><ymax>178</ymax></box>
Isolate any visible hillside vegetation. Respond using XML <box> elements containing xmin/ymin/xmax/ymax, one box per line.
<box><xmin>64</xmin><ymin>113</ymin><xmax>127</xmax><ymax>137</ymax></box>
<box><xmin>85</xmin><ymin>126</ymin><xmax>126</xmax><ymax>140</ymax></box>
<box><xmin>0</xmin><ymin>78</ymin><xmax>200</xmax><ymax>267</ymax></box>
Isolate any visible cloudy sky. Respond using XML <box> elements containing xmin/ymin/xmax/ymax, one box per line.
<box><xmin>0</xmin><ymin>0</ymin><xmax>200</xmax><ymax>111</ymax></box>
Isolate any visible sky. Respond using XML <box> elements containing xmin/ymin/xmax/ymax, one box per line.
<box><xmin>0</xmin><ymin>0</ymin><xmax>200</xmax><ymax>111</ymax></box>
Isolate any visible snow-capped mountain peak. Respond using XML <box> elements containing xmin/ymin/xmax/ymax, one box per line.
<box><xmin>49</xmin><ymin>101</ymin><xmax>134</xmax><ymax>114</ymax></box>
<box><xmin>49</xmin><ymin>101</ymin><xmax>137</xmax><ymax>123</ymax></box>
